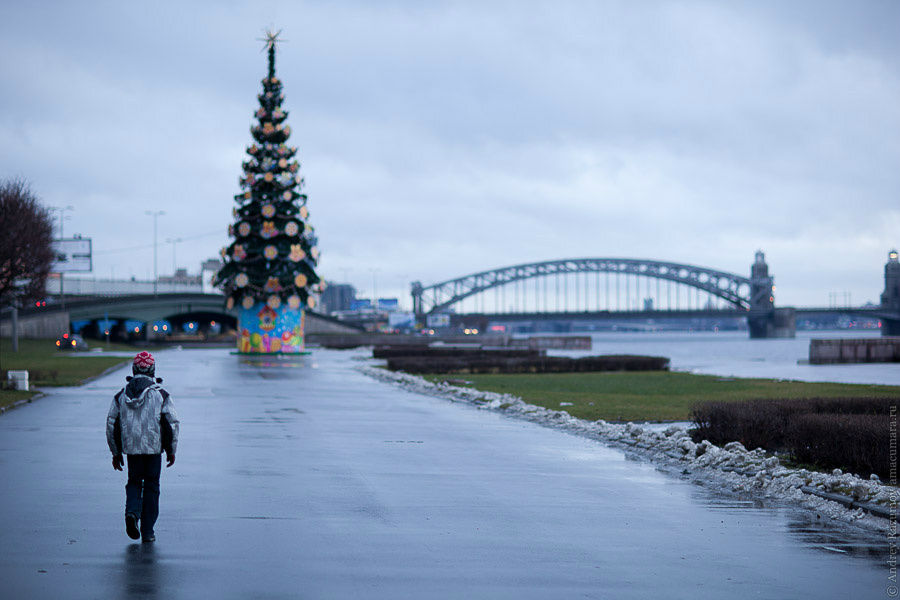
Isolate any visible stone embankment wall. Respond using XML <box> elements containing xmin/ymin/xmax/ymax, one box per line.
<box><xmin>311</xmin><ymin>334</ymin><xmax>591</xmax><ymax>350</ymax></box>
<box><xmin>310</xmin><ymin>333</ymin><xmax>511</xmax><ymax>349</ymax></box>
<box><xmin>809</xmin><ymin>337</ymin><xmax>900</xmax><ymax>364</ymax></box>
<box><xmin>386</xmin><ymin>354</ymin><xmax>670</xmax><ymax>375</ymax></box>
<box><xmin>303</xmin><ymin>313</ymin><xmax>367</xmax><ymax>335</ymax></box>
<box><xmin>509</xmin><ymin>336</ymin><xmax>592</xmax><ymax>350</ymax></box>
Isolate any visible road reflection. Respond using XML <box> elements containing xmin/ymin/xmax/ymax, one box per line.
<box><xmin>687</xmin><ymin>484</ymin><xmax>887</xmax><ymax>565</ymax></box>
<box><xmin>786</xmin><ymin>512</ymin><xmax>887</xmax><ymax>561</ymax></box>
<box><xmin>122</xmin><ymin>543</ymin><xmax>159</xmax><ymax>599</ymax></box>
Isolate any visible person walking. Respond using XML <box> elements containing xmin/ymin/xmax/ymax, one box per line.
<box><xmin>106</xmin><ymin>351</ymin><xmax>179</xmax><ymax>542</ymax></box>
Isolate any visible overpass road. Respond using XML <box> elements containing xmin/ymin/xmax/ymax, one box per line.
<box><xmin>0</xmin><ymin>348</ymin><xmax>887</xmax><ymax>598</ymax></box>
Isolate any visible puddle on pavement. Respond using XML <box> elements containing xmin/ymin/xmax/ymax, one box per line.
<box><xmin>685</xmin><ymin>483</ymin><xmax>888</xmax><ymax>564</ymax></box>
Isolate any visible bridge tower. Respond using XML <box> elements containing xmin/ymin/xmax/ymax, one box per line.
<box><xmin>880</xmin><ymin>249</ymin><xmax>900</xmax><ymax>335</ymax></box>
<box><xmin>411</xmin><ymin>281</ymin><xmax>424</xmax><ymax>323</ymax></box>
<box><xmin>747</xmin><ymin>251</ymin><xmax>795</xmax><ymax>338</ymax></box>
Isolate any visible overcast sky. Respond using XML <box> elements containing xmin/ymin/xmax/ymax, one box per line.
<box><xmin>2</xmin><ymin>0</ymin><xmax>898</xmax><ymax>309</ymax></box>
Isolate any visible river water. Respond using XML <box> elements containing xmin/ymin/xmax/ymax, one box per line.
<box><xmin>551</xmin><ymin>330</ymin><xmax>900</xmax><ymax>386</ymax></box>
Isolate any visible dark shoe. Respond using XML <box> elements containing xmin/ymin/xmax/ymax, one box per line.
<box><xmin>142</xmin><ymin>533</ymin><xmax>156</xmax><ymax>543</ymax></box>
<box><xmin>125</xmin><ymin>514</ymin><xmax>140</xmax><ymax>540</ymax></box>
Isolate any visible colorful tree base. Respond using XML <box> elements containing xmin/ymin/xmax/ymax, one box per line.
<box><xmin>236</xmin><ymin>302</ymin><xmax>305</xmax><ymax>354</ymax></box>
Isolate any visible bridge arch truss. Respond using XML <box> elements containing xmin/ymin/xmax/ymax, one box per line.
<box><xmin>412</xmin><ymin>258</ymin><xmax>751</xmax><ymax>316</ymax></box>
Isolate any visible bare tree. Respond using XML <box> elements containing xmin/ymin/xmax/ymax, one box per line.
<box><xmin>0</xmin><ymin>178</ymin><xmax>55</xmax><ymax>306</ymax></box>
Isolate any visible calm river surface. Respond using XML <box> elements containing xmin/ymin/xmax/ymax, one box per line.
<box><xmin>552</xmin><ymin>330</ymin><xmax>900</xmax><ymax>386</ymax></box>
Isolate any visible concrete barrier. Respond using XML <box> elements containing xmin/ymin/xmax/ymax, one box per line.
<box><xmin>809</xmin><ymin>337</ymin><xmax>900</xmax><ymax>364</ymax></box>
<box><xmin>6</xmin><ymin>370</ymin><xmax>29</xmax><ymax>391</ymax></box>
<box><xmin>0</xmin><ymin>312</ymin><xmax>69</xmax><ymax>339</ymax></box>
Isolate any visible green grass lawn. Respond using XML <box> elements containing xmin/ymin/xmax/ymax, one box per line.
<box><xmin>0</xmin><ymin>338</ymin><xmax>143</xmax><ymax>410</ymax></box>
<box><xmin>425</xmin><ymin>371</ymin><xmax>900</xmax><ymax>422</ymax></box>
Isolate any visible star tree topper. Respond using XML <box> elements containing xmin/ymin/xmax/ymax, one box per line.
<box><xmin>257</xmin><ymin>29</ymin><xmax>287</xmax><ymax>77</ymax></box>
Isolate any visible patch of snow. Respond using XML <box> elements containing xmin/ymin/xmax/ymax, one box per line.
<box><xmin>358</xmin><ymin>363</ymin><xmax>895</xmax><ymax>534</ymax></box>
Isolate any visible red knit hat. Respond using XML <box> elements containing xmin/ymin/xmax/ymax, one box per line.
<box><xmin>132</xmin><ymin>351</ymin><xmax>155</xmax><ymax>376</ymax></box>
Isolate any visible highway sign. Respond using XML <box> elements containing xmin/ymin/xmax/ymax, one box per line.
<box><xmin>51</xmin><ymin>238</ymin><xmax>92</xmax><ymax>273</ymax></box>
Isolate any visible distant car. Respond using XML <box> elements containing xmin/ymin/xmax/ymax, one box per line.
<box><xmin>56</xmin><ymin>333</ymin><xmax>89</xmax><ymax>351</ymax></box>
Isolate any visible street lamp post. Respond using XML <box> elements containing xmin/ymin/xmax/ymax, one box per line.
<box><xmin>166</xmin><ymin>237</ymin><xmax>183</xmax><ymax>276</ymax></box>
<box><xmin>50</xmin><ymin>205</ymin><xmax>73</xmax><ymax>307</ymax></box>
<box><xmin>370</xmin><ymin>268</ymin><xmax>380</xmax><ymax>313</ymax></box>
<box><xmin>51</xmin><ymin>205</ymin><xmax>74</xmax><ymax>238</ymax></box>
<box><xmin>146</xmin><ymin>210</ymin><xmax>165</xmax><ymax>295</ymax></box>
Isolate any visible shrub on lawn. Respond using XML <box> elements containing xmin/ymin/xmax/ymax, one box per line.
<box><xmin>788</xmin><ymin>413</ymin><xmax>888</xmax><ymax>480</ymax></box>
<box><xmin>691</xmin><ymin>399</ymin><xmax>796</xmax><ymax>449</ymax></box>
<box><xmin>690</xmin><ymin>397</ymin><xmax>899</xmax><ymax>478</ymax></box>
<box><xmin>387</xmin><ymin>354</ymin><xmax>669</xmax><ymax>374</ymax></box>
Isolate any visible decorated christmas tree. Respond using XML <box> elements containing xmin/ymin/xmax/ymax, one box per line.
<box><xmin>215</xmin><ymin>30</ymin><xmax>321</xmax><ymax>354</ymax></box>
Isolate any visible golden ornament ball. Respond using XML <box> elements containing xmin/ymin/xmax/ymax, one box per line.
<box><xmin>267</xmin><ymin>295</ymin><xmax>282</xmax><ymax>309</ymax></box>
<box><xmin>294</xmin><ymin>273</ymin><xmax>308</xmax><ymax>288</ymax></box>
<box><xmin>242</xmin><ymin>296</ymin><xmax>255</xmax><ymax>309</ymax></box>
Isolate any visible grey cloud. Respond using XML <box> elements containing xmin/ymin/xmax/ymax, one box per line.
<box><xmin>1</xmin><ymin>0</ymin><xmax>897</xmax><ymax>306</ymax></box>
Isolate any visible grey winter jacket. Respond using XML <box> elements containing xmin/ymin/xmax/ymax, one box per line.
<box><xmin>106</xmin><ymin>375</ymin><xmax>179</xmax><ymax>456</ymax></box>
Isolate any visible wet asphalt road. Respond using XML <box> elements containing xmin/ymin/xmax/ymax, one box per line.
<box><xmin>0</xmin><ymin>348</ymin><xmax>889</xmax><ymax>599</ymax></box>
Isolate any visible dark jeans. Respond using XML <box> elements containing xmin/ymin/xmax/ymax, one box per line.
<box><xmin>125</xmin><ymin>454</ymin><xmax>162</xmax><ymax>536</ymax></box>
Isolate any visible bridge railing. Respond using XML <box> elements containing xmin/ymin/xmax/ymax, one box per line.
<box><xmin>44</xmin><ymin>277</ymin><xmax>219</xmax><ymax>296</ymax></box>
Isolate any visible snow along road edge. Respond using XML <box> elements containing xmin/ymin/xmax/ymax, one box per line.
<box><xmin>357</xmin><ymin>363</ymin><xmax>896</xmax><ymax>534</ymax></box>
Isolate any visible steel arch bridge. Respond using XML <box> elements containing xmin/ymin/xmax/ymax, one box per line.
<box><xmin>411</xmin><ymin>258</ymin><xmax>752</xmax><ymax>316</ymax></box>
